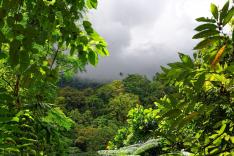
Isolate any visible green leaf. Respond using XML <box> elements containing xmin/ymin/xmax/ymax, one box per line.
<box><xmin>0</xmin><ymin>32</ymin><xmax>6</xmax><ymax>43</ymax></box>
<box><xmin>220</xmin><ymin>1</ymin><xmax>229</xmax><ymax>21</ymax></box>
<box><xmin>230</xmin><ymin>136</ymin><xmax>234</xmax><ymax>144</ymax></box>
<box><xmin>9</xmin><ymin>39</ymin><xmax>21</xmax><ymax>67</ymax></box>
<box><xmin>178</xmin><ymin>53</ymin><xmax>193</xmax><ymax>68</ymax></box>
<box><xmin>194</xmin><ymin>73</ymin><xmax>205</xmax><ymax>91</ymax></box>
<box><xmin>0</xmin><ymin>8</ymin><xmax>6</xmax><ymax>18</ymax></box>
<box><xmin>83</xmin><ymin>20</ymin><xmax>94</xmax><ymax>34</ymax></box>
<box><xmin>0</xmin><ymin>51</ymin><xmax>7</xmax><ymax>59</ymax></box>
<box><xmin>223</xmin><ymin>7</ymin><xmax>234</xmax><ymax>26</ymax></box>
<box><xmin>0</xmin><ymin>108</ymin><xmax>14</xmax><ymax>122</ymax></box>
<box><xmin>210</xmin><ymin>3</ymin><xmax>218</xmax><ymax>20</ymax></box>
<box><xmin>196</xmin><ymin>17</ymin><xmax>216</xmax><ymax>23</ymax></box>
<box><xmin>162</xmin><ymin>109</ymin><xmax>181</xmax><ymax>119</ymax></box>
<box><xmin>217</xmin><ymin>122</ymin><xmax>226</xmax><ymax>134</ymax></box>
<box><xmin>160</xmin><ymin>66</ymin><xmax>170</xmax><ymax>73</ymax></box>
<box><xmin>78</xmin><ymin>51</ymin><xmax>87</xmax><ymax>63</ymax></box>
<box><xmin>14</xmin><ymin>13</ymin><xmax>23</xmax><ymax>22</ymax></box>
<box><xmin>42</xmin><ymin>107</ymin><xmax>74</xmax><ymax>131</ymax></box>
<box><xmin>43</xmin><ymin>0</ymin><xmax>56</xmax><ymax>6</ymax></box>
<box><xmin>193</xmin><ymin>37</ymin><xmax>219</xmax><ymax>50</ymax></box>
<box><xmin>88</xmin><ymin>50</ymin><xmax>98</xmax><ymax>66</ymax></box>
<box><xmin>194</xmin><ymin>24</ymin><xmax>217</xmax><ymax>31</ymax></box>
<box><xmin>178</xmin><ymin>112</ymin><xmax>199</xmax><ymax>129</ymax></box>
<box><xmin>227</xmin><ymin>63</ymin><xmax>234</xmax><ymax>72</ymax></box>
<box><xmin>19</xmin><ymin>50</ymin><xmax>30</xmax><ymax>72</ymax></box>
<box><xmin>6</xmin><ymin>16</ymin><xmax>14</xmax><ymax>26</ymax></box>
<box><xmin>102</xmin><ymin>48</ymin><xmax>109</xmax><ymax>56</ymax></box>
<box><xmin>232</xmin><ymin>30</ymin><xmax>234</xmax><ymax>42</ymax></box>
<box><xmin>192</xmin><ymin>30</ymin><xmax>219</xmax><ymax>39</ymax></box>
<box><xmin>86</xmin><ymin>0</ymin><xmax>98</xmax><ymax>9</ymax></box>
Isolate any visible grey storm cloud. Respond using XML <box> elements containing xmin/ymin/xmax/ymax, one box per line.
<box><xmin>79</xmin><ymin>0</ymin><xmax>226</xmax><ymax>80</ymax></box>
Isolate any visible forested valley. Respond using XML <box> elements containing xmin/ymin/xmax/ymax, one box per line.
<box><xmin>0</xmin><ymin>0</ymin><xmax>234</xmax><ymax>156</ymax></box>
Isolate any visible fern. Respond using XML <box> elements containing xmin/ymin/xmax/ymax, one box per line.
<box><xmin>0</xmin><ymin>110</ymin><xmax>39</xmax><ymax>155</ymax></box>
<box><xmin>133</xmin><ymin>139</ymin><xmax>161</xmax><ymax>155</ymax></box>
<box><xmin>98</xmin><ymin>139</ymin><xmax>193</xmax><ymax>156</ymax></box>
<box><xmin>42</xmin><ymin>107</ymin><xmax>75</xmax><ymax>130</ymax></box>
<box><xmin>98</xmin><ymin>139</ymin><xmax>161</xmax><ymax>156</ymax></box>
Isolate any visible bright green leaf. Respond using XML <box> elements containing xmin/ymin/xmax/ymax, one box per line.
<box><xmin>178</xmin><ymin>53</ymin><xmax>193</xmax><ymax>68</ymax></box>
<box><xmin>86</xmin><ymin>0</ymin><xmax>98</xmax><ymax>9</ymax></box>
<box><xmin>210</xmin><ymin>3</ymin><xmax>219</xmax><ymax>20</ymax></box>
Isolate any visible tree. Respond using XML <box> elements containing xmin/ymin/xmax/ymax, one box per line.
<box><xmin>107</xmin><ymin>1</ymin><xmax>234</xmax><ymax>155</ymax></box>
<box><xmin>0</xmin><ymin>0</ymin><xmax>109</xmax><ymax>154</ymax></box>
<box><xmin>122</xmin><ymin>74</ymin><xmax>150</xmax><ymax>105</ymax></box>
<box><xmin>108</xmin><ymin>93</ymin><xmax>140</xmax><ymax>123</ymax></box>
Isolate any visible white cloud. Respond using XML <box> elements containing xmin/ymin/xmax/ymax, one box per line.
<box><xmin>79</xmin><ymin>0</ymin><xmax>231</xmax><ymax>80</ymax></box>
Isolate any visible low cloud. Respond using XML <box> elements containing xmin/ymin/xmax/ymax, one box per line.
<box><xmin>79</xmin><ymin>0</ymin><xmax>228</xmax><ymax>80</ymax></box>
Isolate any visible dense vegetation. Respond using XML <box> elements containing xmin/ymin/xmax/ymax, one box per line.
<box><xmin>0</xmin><ymin>0</ymin><xmax>109</xmax><ymax>155</ymax></box>
<box><xmin>0</xmin><ymin>0</ymin><xmax>233</xmax><ymax>156</ymax></box>
<box><xmin>56</xmin><ymin>74</ymin><xmax>167</xmax><ymax>154</ymax></box>
<box><xmin>100</xmin><ymin>1</ymin><xmax>234</xmax><ymax>155</ymax></box>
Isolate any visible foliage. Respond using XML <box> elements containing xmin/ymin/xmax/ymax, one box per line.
<box><xmin>0</xmin><ymin>0</ymin><xmax>108</xmax><ymax>155</ymax></box>
<box><xmin>108</xmin><ymin>105</ymin><xmax>159</xmax><ymax>149</ymax></box>
<box><xmin>42</xmin><ymin>107</ymin><xmax>75</xmax><ymax>131</ymax></box>
<box><xmin>108</xmin><ymin>93</ymin><xmax>140</xmax><ymax>123</ymax></box>
<box><xmin>57</xmin><ymin>81</ymin><xmax>141</xmax><ymax>153</ymax></box>
<box><xmin>0</xmin><ymin>110</ymin><xmax>38</xmax><ymax>155</ymax></box>
<box><xmin>122</xmin><ymin>74</ymin><xmax>151</xmax><ymax>106</ymax></box>
<box><xmin>107</xmin><ymin>1</ymin><xmax>234</xmax><ymax>156</ymax></box>
<box><xmin>99</xmin><ymin>139</ymin><xmax>192</xmax><ymax>156</ymax></box>
<box><xmin>75</xmin><ymin>126</ymin><xmax>116</xmax><ymax>152</ymax></box>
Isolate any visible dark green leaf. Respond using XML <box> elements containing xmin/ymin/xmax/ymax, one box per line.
<box><xmin>88</xmin><ymin>50</ymin><xmax>98</xmax><ymax>66</ymax></box>
<box><xmin>192</xmin><ymin>30</ymin><xmax>219</xmax><ymax>39</ymax></box>
<box><xmin>9</xmin><ymin>39</ymin><xmax>21</xmax><ymax>67</ymax></box>
<box><xmin>167</xmin><ymin>62</ymin><xmax>184</xmax><ymax>68</ymax></box>
<box><xmin>0</xmin><ymin>32</ymin><xmax>6</xmax><ymax>43</ymax></box>
<box><xmin>196</xmin><ymin>17</ymin><xmax>216</xmax><ymax>23</ymax></box>
<box><xmin>0</xmin><ymin>8</ymin><xmax>6</xmax><ymax>18</ymax></box>
<box><xmin>194</xmin><ymin>24</ymin><xmax>217</xmax><ymax>31</ymax></box>
<box><xmin>220</xmin><ymin>1</ymin><xmax>229</xmax><ymax>21</ymax></box>
<box><xmin>83</xmin><ymin>20</ymin><xmax>94</xmax><ymax>34</ymax></box>
<box><xmin>78</xmin><ymin>51</ymin><xmax>87</xmax><ymax>63</ymax></box>
<box><xmin>223</xmin><ymin>7</ymin><xmax>234</xmax><ymax>26</ymax></box>
<box><xmin>178</xmin><ymin>112</ymin><xmax>199</xmax><ymax>129</ymax></box>
<box><xmin>14</xmin><ymin>13</ymin><xmax>23</xmax><ymax>22</ymax></box>
<box><xmin>19</xmin><ymin>50</ymin><xmax>30</xmax><ymax>72</ymax></box>
<box><xmin>178</xmin><ymin>53</ymin><xmax>193</xmax><ymax>68</ymax></box>
<box><xmin>232</xmin><ymin>29</ymin><xmax>234</xmax><ymax>42</ymax></box>
<box><xmin>210</xmin><ymin>3</ymin><xmax>218</xmax><ymax>20</ymax></box>
<box><xmin>162</xmin><ymin>109</ymin><xmax>181</xmax><ymax>119</ymax></box>
<box><xmin>0</xmin><ymin>51</ymin><xmax>7</xmax><ymax>59</ymax></box>
<box><xmin>193</xmin><ymin>37</ymin><xmax>219</xmax><ymax>50</ymax></box>
<box><xmin>0</xmin><ymin>108</ymin><xmax>14</xmax><ymax>122</ymax></box>
<box><xmin>227</xmin><ymin>63</ymin><xmax>234</xmax><ymax>72</ymax></box>
<box><xmin>194</xmin><ymin>73</ymin><xmax>205</xmax><ymax>91</ymax></box>
<box><xmin>6</xmin><ymin>16</ymin><xmax>14</xmax><ymax>26</ymax></box>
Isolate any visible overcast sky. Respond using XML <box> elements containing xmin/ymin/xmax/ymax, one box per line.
<box><xmin>79</xmin><ymin>0</ymin><xmax>228</xmax><ymax>80</ymax></box>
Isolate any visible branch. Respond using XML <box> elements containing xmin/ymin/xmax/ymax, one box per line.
<box><xmin>1</xmin><ymin>75</ymin><xmax>14</xmax><ymax>91</ymax></box>
<box><xmin>49</xmin><ymin>48</ymin><xmax>59</xmax><ymax>71</ymax></box>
